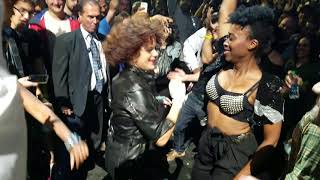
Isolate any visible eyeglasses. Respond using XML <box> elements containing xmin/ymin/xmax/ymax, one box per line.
<box><xmin>13</xmin><ymin>6</ymin><xmax>34</xmax><ymax>17</ymax></box>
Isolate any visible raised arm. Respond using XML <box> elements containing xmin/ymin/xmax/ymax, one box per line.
<box><xmin>201</xmin><ymin>7</ymin><xmax>219</xmax><ymax>64</ymax></box>
<box><xmin>105</xmin><ymin>0</ymin><xmax>119</xmax><ymax>23</ymax></box>
<box><xmin>182</xmin><ymin>27</ymin><xmax>207</xmax><ymax>72</ymax></box>
<box><xmin>218</xmin><ymin>0</ymin><xmax>237</xmax><ymax>38</ymax></box>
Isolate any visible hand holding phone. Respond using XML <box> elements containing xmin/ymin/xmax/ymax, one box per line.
<box><xmin>29</xmin><ymin>74</ymin><xmax>49</xmax><ymax>84</ymax></box>
<box><xmin>140</xmin><ymin>2</ymin><xmax>148</xmax><ymax>13</ymax></box>
<box><xmin>18</xmin><ymin>76</ymin><xmax>38</xmax><ymax>88</ymax></box>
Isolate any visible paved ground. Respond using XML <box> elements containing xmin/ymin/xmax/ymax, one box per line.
<box><xmin>87</xmin><ymin>143</ymin><xmax>197</xmax><ymax>180</ymax></box>
<box><xmin>87</xmin><ymin>164</ymin><xmax>108</xmax><ymax>180</ymax></box>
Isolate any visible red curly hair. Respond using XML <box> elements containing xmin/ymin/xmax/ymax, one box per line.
<box><xmin>103</xmin><ymin>12</ymin><xmax>163</xmax><ymax>65</ymax></box>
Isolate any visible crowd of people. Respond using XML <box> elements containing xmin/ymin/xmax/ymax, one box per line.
<box><xmin>1</xmin><ymin>0</ymin><xmax>320</xmax><ymax>180</ymax></box>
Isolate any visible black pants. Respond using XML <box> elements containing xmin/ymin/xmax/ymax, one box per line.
<box><xmin>192</xmin><ymin>127</ymin><xmax>257</xmax><ymax>180</ymax></box>
<box><xmin>51</xmin><ymin>90</ymin><xmax>105</xmax><ymax>180</ymax></box>
<box><xmin>26</xmin><ymin>114</ymin><xmax>50</xmax><ymax>180</ymax></box>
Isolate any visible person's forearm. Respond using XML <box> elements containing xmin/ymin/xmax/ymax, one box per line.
<box><xmin>201</xmin><ymin>32</ymin><xmax>214</xmax><ymax>64</ymax></box>
<box><xmin>156</xmin><ymin>126</ymin><xmax>175</xmax><ymax>147</ymax></box>
<box><xmin>106</xmin><ymin>9</ymin><xmax>116</xmax><ymax>23</ymax></box>
<box><xmin>166</xmin><ymin>99</ymin><xmax>184</xmax><ymax>123</ymax></box>
<box><xmin>20</xmin><ymin>83</ymin><xmax>50</xmax><ymax>122</ymax></box>
<box><xmin>50</xmin><ymin>117</ymin><xmax>72</xmax><ymax>142</ymax></box>
<box><xmin>106</xmin><ymin>0</ymin><xmax>119</xmax><ymax>22</ymax></box>
<box><xmin>237</xmin><ymin>138</ymin><xmax>280</xmax><ymax>177</ymax></box>
<box><xmin>19</xmin><ymin>84</ymin><xmax>71</xmax><ymax>142</ymax></box>
<box><xmin>156</xmin><ymin>99</ymin><xmax>183</xmax><ymax>146</ymax></box>
<box><xmin>184</xmin><ymin>71</ymin><xmax>201</xmax><ymax>82</ymax></box>
<box><xmin>218</xmin><ymin>0</ymin><xmax>237</xmax><ymax>38</ymax></box>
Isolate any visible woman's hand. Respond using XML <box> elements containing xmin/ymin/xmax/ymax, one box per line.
<box><xmin>163</xmin><ymin>25</ymin><xmax>172</xmax><ymax>40</ymax></box>
<box><xmin>167</xmin><ymin>68</ymin><xmax>187</xmax><ymax>81</ymax></box>
<box><xmin>282</xmin><ymin>70</ymin><xmax>303</xmax><ymax>95</ymax></box>
<box><xmin>156</xmin><ymin>96</ymin><xmax>172</xmax><ymax>108</ymax></box>
<box><xmin>205</xmin><ymin>6</ymin><xmax>214</xmax><ymax>28</ymax></box>
<box><xmin>159</xmin><ymin>25</ymin><xmax>172</xmax><ymax>48</ymax></box>
<box><xmin>18</xmin><ymin>76</ymin><xmax>38</xmax><ymax>88</ymax></box>
<box><xmin>109</xmin><ymin>0</ymin><xmax>119</xmax><ymax>11</ymax></box>
<box><xmin>69</xmin><ymin>140</ymin><xmax>89</xmax><ymax>170</ymax></box>
<box><xmin>150</xmin><ymin>15</ymin><xmax>173</xmax><ymax>27</ymax></box>
<box><xmin>284</xmin><ymin>70</ymin><xmax>303</xmax><ymax>88</ymax></box>
<box><xmin>61</xmin><ymin>106</ymin><xmax>74</xmax><ymax>116</ymax></box>
<box><xmin>205</xmin><ymin>7</ymin><xmax>219</xmax><ymax>39</ymax></box>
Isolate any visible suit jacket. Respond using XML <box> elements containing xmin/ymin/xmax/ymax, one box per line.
<box><xmin>52</xmin><ymin>29</ymin><xmax>111</xmax><ymax>117</ymax></box>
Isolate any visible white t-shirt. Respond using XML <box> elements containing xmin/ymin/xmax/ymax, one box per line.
<box><xmin>43</xmin><ymin>11</ymin><xmax>72</xmax><ymax>37</ymax></box>
<box><xmin>181</xmin><ymin>27</ymin><xmax>207</xmax><ymax>71</ymax></box>
<box><xmin>0</xmin><ymin>73</ymin><xmax>27</xmax><ymax>180</ymax></box>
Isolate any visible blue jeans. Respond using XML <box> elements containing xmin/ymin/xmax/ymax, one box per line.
<box><xmin>173</xmin><ymin>92</ymin><xmax>206</xmax><ymax>152</ymax></box>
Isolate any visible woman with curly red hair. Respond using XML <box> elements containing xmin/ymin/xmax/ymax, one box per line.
<box><xmin>103</xmin><ymin>13</ymin><xmax>186</xmax><ymax>180</ymax></box>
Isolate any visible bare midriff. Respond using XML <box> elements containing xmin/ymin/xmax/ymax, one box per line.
<box><xmin>207</xmin><ymin>101</ymin><xmax>251</xmax><ymax>136</ymax></box>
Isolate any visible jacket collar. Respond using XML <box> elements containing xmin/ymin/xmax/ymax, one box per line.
<box><xmin>127</xmin><ymin>64</ymin><xmax>154</xmax><ymax>81</ymax></box>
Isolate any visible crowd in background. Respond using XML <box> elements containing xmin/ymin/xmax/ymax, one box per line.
<box><xmin>1</xmin><ymin>0</ymin><xmax>320</xmax><ymax>179</ymax></box>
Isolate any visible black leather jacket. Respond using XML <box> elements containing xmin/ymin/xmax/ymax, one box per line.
<box><xmin>106</xmin><ymin>66</ymin><xmax>174</xmax><ymax>172</ymax></box>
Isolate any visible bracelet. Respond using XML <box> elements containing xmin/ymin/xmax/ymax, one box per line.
<box><xmin>64</xmin><ymin>132</ymin><xmax>81</xmax><ymax>151</ymax></box>
<box><xmin>155</xmin><ymin>95</ymin><xmax>166</xmax><ymax>103</ymax></box>
<box><xmin>204</xmin><ymin>34</ymin><xmax>213</xmax><ymax>40</ymax></box>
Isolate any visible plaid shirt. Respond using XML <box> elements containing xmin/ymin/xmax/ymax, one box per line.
<box><xmin>285</xmin><ymin>111</ymin><xmax>320</xmax><ymax>180</ymax></box>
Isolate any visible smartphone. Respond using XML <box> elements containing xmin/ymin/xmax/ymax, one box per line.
<box><xmin>29</xmin><ymin>74</ymin><xmax>49</xmax><ymax>84</ymax></box>
<box><xmin>140</xmin><ymin>2</ymin><xmax>148</xmax><ymax>13</ymax></box>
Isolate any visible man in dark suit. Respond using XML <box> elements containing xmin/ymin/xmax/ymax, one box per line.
<box><xmin>51</xmin><ymin>0</ymin><xmax>111</xmax><ymax>179</ymax></box>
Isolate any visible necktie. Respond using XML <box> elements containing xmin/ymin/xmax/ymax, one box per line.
<box><xmin>90</xmin><ymin>35</ymin><xmax>104</xmax><ymax>93</ymax></box>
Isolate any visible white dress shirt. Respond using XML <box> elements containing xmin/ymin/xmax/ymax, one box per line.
<box><xmin>181</xmin><ymin>27</ymin><xmax>207</xmax><ymax>71</ymax></box>
<box><xmin>80</xmin><ymin>25</ymin><xmax>107</xmax><ymax>91</ymax></box>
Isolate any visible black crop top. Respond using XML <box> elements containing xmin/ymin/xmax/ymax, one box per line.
<box><xmin>206</xmin><ymin>72</ymin><xmax>260</xmax><ymax>123</ymax></box>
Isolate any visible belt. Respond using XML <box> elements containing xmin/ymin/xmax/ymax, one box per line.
<box><xmin>210</xmin><ymin>128</ymin><xmax>253</xmax><ymax>144</ymax></box>
<box><xmin>229</xmin><ymin>131</ymin><xmax>253</xmax><ymax>144</ymax></box>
